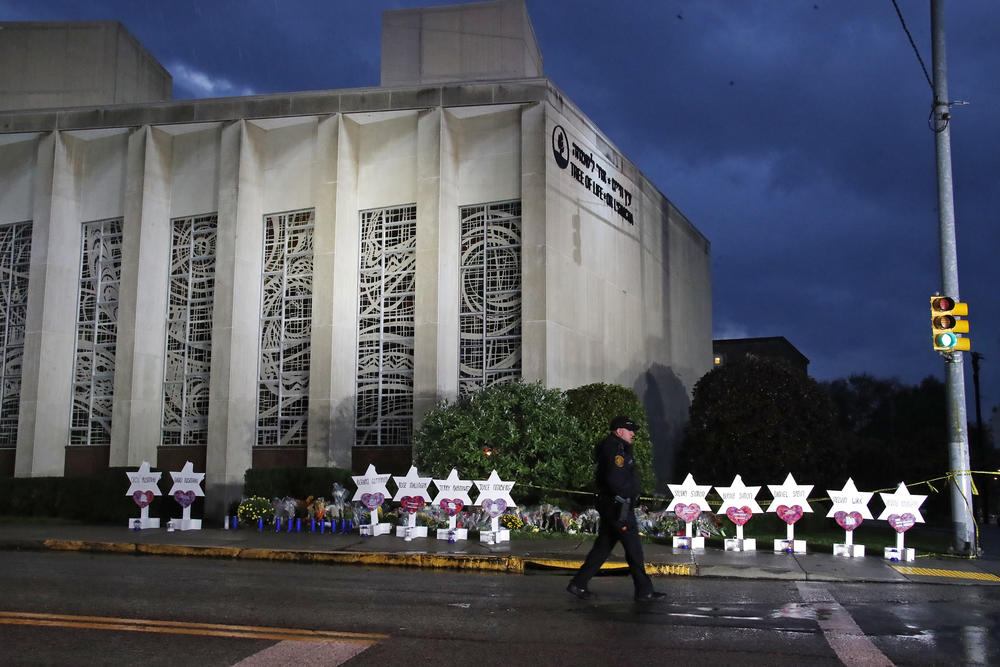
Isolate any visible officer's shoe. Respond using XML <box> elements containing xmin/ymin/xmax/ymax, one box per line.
<box><xmin>566</xmin><ymin>582</ymin><xmax>594</xmax><ymax>600</ymax></box>
<box><xmin>635</xmin><ymin>590</ymin><xmax>667</xmax><ymax>602</ymax></box>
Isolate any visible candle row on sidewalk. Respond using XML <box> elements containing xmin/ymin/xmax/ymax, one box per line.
<box><xmin>226</xmin><ymin>516</ymin><xmax>355</xmax><ymax>533</ymax></box>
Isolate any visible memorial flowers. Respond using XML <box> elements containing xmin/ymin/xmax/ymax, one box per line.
<box><xmin>272</xmin><ymin>497</ymin><xmax>298</xmax><ymax>520</ymax></box>
<box><xmin>499</xmin><ymin>512</ymin><xmax>524</xmax><ymax>531</ymax></box>
<box><xmin>237</xmin><ymin>496</ymin><xmax>274</xmax><ymax>527</ymax></box>
<box><xmin>305</xmin><ymin>496</ymin><xmax>327</xmax><ymax>520</ymax></box>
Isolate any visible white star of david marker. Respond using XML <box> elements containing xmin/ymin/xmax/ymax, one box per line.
<box><xmin>473</xmin><ymin>470</ymin><xmax>517</xmax><ymax>508</ymax></box>
<box><xmin>125</xmin><ymin>461</ymin><xmax>162</xmax><ymax>497</ymax></box>
<box><xmin>877</xmin><ymin>482</ymin><xmax>927</xmax><ymax>523</ymax></box>
<box><xmin>431</xmin><ymin>468</ymin><xmax>473</xmax><ymax>507</ymax></box>
<box><xmin>167</xmin><ymin>461</ymin><xmax>205</xmax><ymax>497</ymax></box>
<box><xmin>666</xmin><ymin>473</ymin><xmax>712</xmax><ymax>512</ymax></box>
<box><xmin>714</xmin><ymin>475</ymin><xmax>763</xmax><ymax>514</ymax></box>
<box><xmin>825</xmin><ymin>477</ymin><xmax>875</xmax><ymax>519</ymax></box>
<box><xmin>392</xmin><ymin>466</ymin><xmax>433</xmax><ymax>502</ymax></box>
<box><xmin>766</xmin><ymin>473</ymin><xmax>814</xmax><ymax>514</ymax></box>
<box><xmin>351</xmin><ymin>464</ymin><xmax>392</xmax><ymax>502</ymax></box>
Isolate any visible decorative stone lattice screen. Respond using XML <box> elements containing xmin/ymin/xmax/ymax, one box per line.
<box><xmin>162</xmin><ymin>214</ymin><xmax>217</xmax><ymax>446</ymax></box>
<box><xmin>355</xmin><ymin>204</ymin><xmax>417</xmax><ymax>448</ymax></box>
<box><xmin>257</xmin><ymin>209</ymin><xmax>314</xmax><ymax>447</ymax></box>
<box><xmin>459</xmin><ymin>200</ymin><xmax>522</xmax><ymax>398</ymax></box>
<box><xmin>0</xmin><ymin>221</ymin><xmax>31</xmax><ymax>446</ymax></box>
<box><xmin>71</xmin><ymin>218</ymin><xmax>122</xmax><ymax>446</ymax></box>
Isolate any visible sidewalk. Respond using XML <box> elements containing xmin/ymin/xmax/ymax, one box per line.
<box><xmin>3</xmin><ymin>521</ymin><xmax>1000</xmax><ymax>586</ymax></box>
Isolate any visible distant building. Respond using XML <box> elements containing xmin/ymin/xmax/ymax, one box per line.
<box><xmin>0</xmin><ymin>21</ymin><xmax>171</xmax><ymax>110</ymax></box>
<box><xmin>0</xmin><ymin>0</ymin><xmax>712</xmax><ymax>518</ymax></box>
<box><xmin>712</xmin><ymin>337</ymin><xmax>809</xmax><ymax>374</ymax></box>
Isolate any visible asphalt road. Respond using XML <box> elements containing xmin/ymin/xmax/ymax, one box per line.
<box><xmin>1</xmin><ymin>550</ymin><xmax>997</xmax><ymax>665</ymax></box>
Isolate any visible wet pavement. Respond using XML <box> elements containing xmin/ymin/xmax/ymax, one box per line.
<box><xmin>3</xmin><ymin>520</ymin><xmax>1000</xmax><ymax>586</ymax></box>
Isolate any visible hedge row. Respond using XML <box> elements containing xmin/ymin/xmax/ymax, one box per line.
<box><xmin>0</xmin><ymin>466</ymin><xmax>352</xmax><ymax>524</ymax></box>
<box><xmin>0</xmin><ymin>468</ymin><xmax>152</xmax><ymax>523</ymax></box>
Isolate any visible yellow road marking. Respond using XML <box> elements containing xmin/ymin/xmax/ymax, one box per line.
<box><xmin>518</xmin><ymin>558</ymin><xmax>692</xmax><ymax>576</ymax></box>
<box><xmin>0</xmin><ymin>611</ymin><xmax>386</xmax><ymax>644</ymax></box>
<box><xmin>891</xmin><ymin>566</ymin><xmax>1000</xmax><ymax>582</ymax></box>
<box><xmin>647</xmin><ymin>562</ymin><xmax>693</xmax><ymax>576</ymax></box>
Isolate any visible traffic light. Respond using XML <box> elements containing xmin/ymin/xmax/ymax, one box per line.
<box><xmin>930</xmin><ymin>296</ymin><xmax>970</xmax><ymax>352</ymax></box>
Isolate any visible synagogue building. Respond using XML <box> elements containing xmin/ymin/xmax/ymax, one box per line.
<box><xmin>0</xmin><ymin>0</ymin><xmax>712</xmax><ymax>518</ymax></box>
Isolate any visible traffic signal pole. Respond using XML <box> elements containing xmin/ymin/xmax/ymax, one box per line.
<box><xmin>930</xmin><ymin>0</ymin><xmax>975</xmax><ymax>555</ymax></box>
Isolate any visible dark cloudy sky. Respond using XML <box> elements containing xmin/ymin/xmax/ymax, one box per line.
<box><xmin>4</xmin><ymin>0</ymin><xmax>998</xmax><ymax>422</ymax></box>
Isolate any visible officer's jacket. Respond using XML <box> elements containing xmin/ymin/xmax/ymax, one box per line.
<box><xmin>593</xmin><ymin>433</ymin><xmax>640</xmax><ymax>501</ymax></box>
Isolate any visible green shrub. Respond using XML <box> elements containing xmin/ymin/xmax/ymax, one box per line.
<box><xmin>414</xmin><ymin>380</ymin><xmax>587</xmax><ymax>505</ymax></box>
<box><xmin>0</xmin><ymin>467</ymin><xmax>170</xmax><ymax>524</ymax></box>
<box><xmin>565</xmin><ymin>382</ymin><xmax>655</xmax><ymax>492</ymax></box>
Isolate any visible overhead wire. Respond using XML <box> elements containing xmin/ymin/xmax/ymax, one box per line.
<box><xmin>890</xmin><ymin>0</ymin><xmax>934</xmax><ymax>91</ymax></box>
<box><xmin>888</xmin><ymin>0</ymin><xmax>954</xmax><ymax>133</ymax></box>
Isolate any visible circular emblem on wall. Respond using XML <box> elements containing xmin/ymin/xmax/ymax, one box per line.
<box><xmin>551</xmin><ymin>124</ymin><xmax>569</xmax><ymax>169</ymax></box>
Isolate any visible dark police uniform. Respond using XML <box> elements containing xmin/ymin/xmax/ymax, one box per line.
<box><xmin>568</xmin><ymin>422</ymin><xmax>655</xmax><ymax>599</ymax></box>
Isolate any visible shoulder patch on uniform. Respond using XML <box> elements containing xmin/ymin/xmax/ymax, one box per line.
<box><xmin>614</xmin><ymin>455</ymin><xmax>625</xmax><ymax>468</ymax></box>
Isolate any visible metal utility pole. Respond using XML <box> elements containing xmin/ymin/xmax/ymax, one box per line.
<box><xmin>931</xmin><ymin>0</ymin><xmax>975</xmax><ymax>555</ymax></box>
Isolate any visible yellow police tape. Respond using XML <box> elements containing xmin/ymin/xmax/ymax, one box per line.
<box><xmin>522</xmin><ymin>469</ymin><xmax>997</xmax><ymax>559</ymax></box>
<box><xmin>521</xmin><ymin>469</ymin><xmax>994</xmax><ymax>507</ymax></box>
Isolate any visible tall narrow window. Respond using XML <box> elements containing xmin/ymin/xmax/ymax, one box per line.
<box><xmin>162</xmin><ymin>214</ymin><xmax>217</xmax><ymax>446</ymax></box>
<box><xmin>356</xmin><ymin>204</ymin><xmax>416</xmax><ymax>448</ymax></box>
<box><xmin>459</xmin><ymin>200</ymin><xmax>522</xmax><ymax>397</ymax></box>
<box><xmin>0</xmin><ymin>221</ymin><xmax>31</xmax><ymax>446</ymax></box>
<box><xmin>71</xmin><ymin>218</ymin><xmax>122</xmax><ymax>446</ymax></box>
<box><xmin>257</xmin><ymin>209</ymin><xmax>313</xmax><ymax>447</ymax></box>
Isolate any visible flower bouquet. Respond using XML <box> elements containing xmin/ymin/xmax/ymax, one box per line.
<box><xmin>237</xmin><ymin>496</ymin><xmax>274</xmax><ymax>528</ymax></box>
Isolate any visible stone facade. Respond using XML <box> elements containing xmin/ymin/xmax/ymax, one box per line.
<box><xmin>0</xmin><ymin>1</ymin><xmax>711</xmax><ymax>519</ymax></box>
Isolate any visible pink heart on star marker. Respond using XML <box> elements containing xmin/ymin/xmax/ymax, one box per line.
<box><xmin>481</xmin><ymin>498</ymin><xmax>507</xmax><ymax>518</ymax></box>
<box><xmin>361</xmin><ymin>492</ymin><xmax>385</xmax><ymax>511</ymax></box>
<box><xmin>173</xmin><ymin>490</ymin><xmax>196</xmax><ymax>508</ymax></box>
<box><xmin>132</xmin><ymin>490</ymin><xmax>154</xmax><ymax>508</ymax></box>
<box><xmin>835</xmin><ymin>510</ymin><xmax>863</xmax><ymax>531</ymax></box>
<box><xmin>399</xmin><ymin>496</ymin><xmax>425</xmax><ymax>513</ymax></box>
<box><xmin>726</xmin><ymin>506</ymin><xmax>752</xmax><ymax>526</ymax></box>
<box><xmin>776</xmin><ymin>505</ymin><xmax>803</xmax><ymax>525</ymax></box>
<box><xmin>440</xmin><ymin>498</ymin><xmax>464</xmax><ymax>516</ymax></box>
<box><xmin>887</xmin><ymin>513</ymin><xmax>916</xmax><ymax>533</ymax></box>
<box><xmin>674</xmin><ymin>502</ymin><xmax>701</xmax><ymax>523</ymax></box>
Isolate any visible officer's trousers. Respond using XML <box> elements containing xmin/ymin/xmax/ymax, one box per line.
<box><xmin>570</xmin><ymin>496</ymin><xmax>653</xmax><ymax>596</ymax></box>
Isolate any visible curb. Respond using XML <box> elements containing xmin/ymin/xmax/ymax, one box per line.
<box><xmin>26</xmin><ymin>539</ymin><xmax>694</xmax><ymax>576</ymax></box>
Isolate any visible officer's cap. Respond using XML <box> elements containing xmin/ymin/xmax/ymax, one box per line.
<box><xmin>609</xmin><ymin>416</ymin><xmax>638</xmax><ymax>433</ymax></box>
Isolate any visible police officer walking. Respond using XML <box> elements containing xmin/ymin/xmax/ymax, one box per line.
<box><xmin>567</xmin><ymin>416</ymin><xmax>666</xmax><ymax>602</ymax></box>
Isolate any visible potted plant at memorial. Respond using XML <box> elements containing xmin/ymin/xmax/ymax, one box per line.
<box><xmin>237</xmin><ymin>496</ymin><xmax>274</xmax><ymax>528</ymax></box>
<box><xmin>500</xmin><ymin>513</ymin><xmax>524</xmax><ymax>532</ymax></box>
